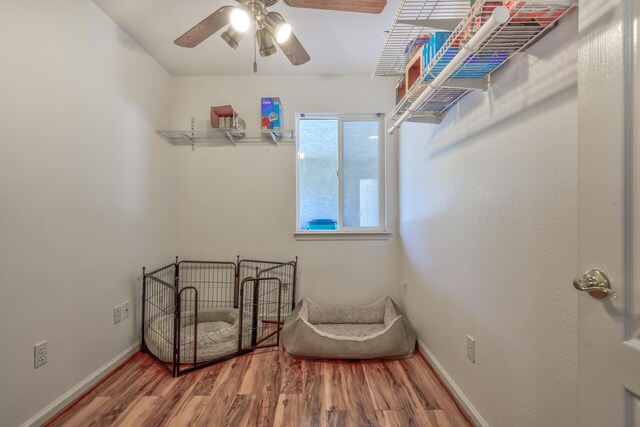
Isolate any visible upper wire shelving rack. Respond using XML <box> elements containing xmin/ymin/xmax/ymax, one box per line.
<box><xmin>373</xmin><ymin>0</ymin><xmax>576</xmax><ymax>131</ymax></box>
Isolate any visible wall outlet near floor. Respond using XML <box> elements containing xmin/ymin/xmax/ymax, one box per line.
<box><xmin>467</xmin><ymin>335</ymin><xmax>476</xmax><ymax>363</ymax></box>
<box><xmin>122</xmin><ymin>301</ymin><xmax>130</xmax><ymax>320</ymax></box>
<box><xmin>34</xmin><ymin>341</ymin><xmax>47</xmax><ymax>369</ymax></box>
<box><xmin>114</xmin><ymin>305</ymin><xmax>122</xmax><ymax>324</ymax></box>
<box><xmin>402</xmin><ymin>281</ymin><xmax>408</xmax><ymax>296</ymax></box>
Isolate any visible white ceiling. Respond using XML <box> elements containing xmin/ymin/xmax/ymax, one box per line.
<box><xmin>93</xmin><ymin>0</ymin><xmax>401</xmax><ymax>76</ymax></box>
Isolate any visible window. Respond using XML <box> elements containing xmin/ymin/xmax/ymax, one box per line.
<box><xmin>296</xmin><ymin>113</ymin><xmax>386</xmax><ymax>236</ymax></box>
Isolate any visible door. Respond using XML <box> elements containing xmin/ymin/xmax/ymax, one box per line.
<box><xmin>578</xmin><ymin>0</ymin><xmax>640</xmax><ymax>425</ymax></box>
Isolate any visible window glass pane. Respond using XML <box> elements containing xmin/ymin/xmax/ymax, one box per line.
<box><xmin>342</xmin><ymin>121</ymin><xmax>380</xmax><ymax>227</ymax></box>
<box><xmin>298</xmin><ymin>119</ymin><xmax>338</xmax><ymax>230</ymax></box>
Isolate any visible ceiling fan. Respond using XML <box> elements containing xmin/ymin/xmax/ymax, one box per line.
<box><xmin>174</xmin><ymin>0</ymin><xmax>387</xmax><ymax>67</ymax></box>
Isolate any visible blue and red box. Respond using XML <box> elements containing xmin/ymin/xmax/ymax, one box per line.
<box><xmin>421</xmin><ymin>31</ymin><xmax>508</xmax><ymax>80</ymax></box>
<box><xmin>261</xmin><ymin>97</ymin><xmax>282</xmax><ymax>130</ymax></box>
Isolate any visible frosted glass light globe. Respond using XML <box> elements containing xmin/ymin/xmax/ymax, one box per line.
<box><xmin>230</xmin><ymin>8</ymin><xmax>250</xmax><ymax>33</ymax></box>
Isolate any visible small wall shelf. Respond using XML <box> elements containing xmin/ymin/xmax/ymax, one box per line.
<box><xmin>156</xmin><ymin>128</ymin><xmax>295</xmax><ymax>147</ymax></box>
<box><xmin>373</xmin><ymin>0</ymin><xmax>576</xmax><ymax>132</ymax></box>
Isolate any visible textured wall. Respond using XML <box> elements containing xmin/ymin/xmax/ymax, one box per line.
<box><xmin>397</xmin><ymin>13</ymin><xmax>578</xmax><ymax>427</ymax></box>
<box><xmin>0</xmin><ymin>1</ymin><xmax>176</xmax><ymax>425</ymax></box>
<box><xmin>170</xmin><ymin>75</ymin><xmax>401</xmax><ymax>306</ymax></box>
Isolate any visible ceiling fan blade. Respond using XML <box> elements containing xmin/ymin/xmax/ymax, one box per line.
<box><xmin>278</xmin><ymin>33</ymin><xmax>310</xmax><ymax>66</ymax></box>
<box><xmin>175</xmin><ymin>6</ymin><xmax>234</xmax><ymax>48</ymax></box>
<box><xmin>283</xmin><ymin>0</ymin><xmax>386</xmax><ymax>14</ymax></box>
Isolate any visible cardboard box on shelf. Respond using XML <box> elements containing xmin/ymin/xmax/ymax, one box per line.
<box><xmin>261</xmin><ymin>97</ymin><xmax>282</xmax><ymax>130</ymax></box>
<box><xmin>422</xmin><ymin>32</ymin><xmax>452</xmax><ymax>67</ymax></box>
<box><xmin>210</xmin><ymin>105</ymin><xmax>246</xmax><ymax>130</ymax></box>
<box><xmin>405</xmin><ymin>48</ymin><xmax>424</xmax><ymax>93</ymax></box>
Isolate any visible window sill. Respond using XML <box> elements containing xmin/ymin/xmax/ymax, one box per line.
<box><xmin>293</xmin><ymin>231</ymin><xmax>392</xmax><ymax>241</ymax></box>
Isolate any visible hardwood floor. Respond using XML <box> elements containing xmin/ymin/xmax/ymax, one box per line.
<box><xmin>45</xmin><ymin>348</ymin><xmax>472</xmax><ymax>427</ymax></box>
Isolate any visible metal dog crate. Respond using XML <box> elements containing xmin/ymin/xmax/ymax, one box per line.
<box><xmin>142</xmin><ymin>256</ymin><xmax>297</xmax><ymax>377</ymax></box>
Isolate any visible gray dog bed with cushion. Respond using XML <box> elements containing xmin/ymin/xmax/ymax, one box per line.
<box><xmin>282</xmin><ymin>296</ymin><xmax>416</xmax><ymax>359</ymax></box>
<box><xmin>145</xmin><ymin>308</ymin><xmax>239</xmax><ymax>363</ymax></box>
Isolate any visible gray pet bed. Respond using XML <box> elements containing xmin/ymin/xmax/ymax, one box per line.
<box><xmin>145</xmin><ymin>308</ymin><xmax>239</xmax><ymax>363</ymax></box>
<box><xmin>282</xmin><ymin>296</ymin><xmax>416</xmax><ymax>359</ymax></box>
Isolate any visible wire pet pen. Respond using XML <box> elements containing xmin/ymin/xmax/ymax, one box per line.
<box><xmin>142</xmin><ymin>256</ymin><xmax>297</xmax><ymax>377</ymax></box>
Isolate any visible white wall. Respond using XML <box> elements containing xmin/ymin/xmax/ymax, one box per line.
<box><xmin>171</xmin><ymin>75</ymin><xmax>400</xmax><ymax>305</ymax></box>
<box><xmin>398</xmin><ymin>13</ymin><xmax>578</xmax><ymax>427</ymax></box>
<box><xmin>0</xmin><ymin>1</ymin><xmax>176</xmax><ymax>426</ymax></box>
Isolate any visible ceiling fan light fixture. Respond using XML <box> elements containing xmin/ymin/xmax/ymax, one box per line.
<box><xmin>256</xmin><ymin>27</ymin><xmax>277</xmax><ymax>57</ymax></box>
<box><xmin>230</xmin><ymin>7</ymin><xmax>251</xmax><ymax>32</ymax></box>
<box><xmin>264</xmin><ymin>12</ymin><xmax>292</xmax><ymax>45</ymax></box>
<box><xmin>221</xmin><ymin>26</ymin><xmax>244</xmax><ymax>49</ymax></box>
<box><xmin>275</xmin><ymin>23</ymin><xmax>292</xmax><ymax>44</ymax></box>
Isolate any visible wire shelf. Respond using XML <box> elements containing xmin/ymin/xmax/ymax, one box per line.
<box><xmin>373</xmin><ymin>0</ymin><xmax>471</xmax><ymax>77</ymax></box>
<box><xmin>156</xmin><ymin>128</ymin><xmax>295</xmax><ymax>146</ymax></box>
<box><xmin>376</xmin><ymin>0</ymin><xmax>575</xmax><ymax>127</ymax></box>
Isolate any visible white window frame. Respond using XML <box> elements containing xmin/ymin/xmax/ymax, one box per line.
<box><xmin>294</xmin><ymin>113</ymin><xmax>389</xmax><ymax>240</ymax></box>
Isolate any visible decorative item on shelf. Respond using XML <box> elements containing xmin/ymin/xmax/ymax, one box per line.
<box><xmin>210</xmin><ymin>105</ymin><xmax>246</xmax><ymax>130</ymax></box>
<box><xmin>404</xmin><ymin>35</ymin><xmax>431</xmax><ymax>60</ymax></box>
<box><xmin>261</xmin><ymin>97</ymin><xmax>282</xmax><ymax>130</ymax></box>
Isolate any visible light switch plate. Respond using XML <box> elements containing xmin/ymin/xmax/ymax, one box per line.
<box><xmin>467</xmin><ymin>335</ymin><xmax>476</xmax><ymax>363</ymax></box>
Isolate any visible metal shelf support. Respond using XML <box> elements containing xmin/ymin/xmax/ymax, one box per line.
<box><xmin>440</xmin><ymin>78</ymin><xmax>489</xmax><ymax>91</ymax></box>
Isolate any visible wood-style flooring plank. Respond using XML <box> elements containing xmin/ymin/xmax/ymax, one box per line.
<box><xmin>299</xmin><ymin>360</ymin><xmax>324</xmax><ymax>427</ymax></box>
<box><xmin>45</xmin><ymin>348</ymin><xmax>472</xmax><ymax>427</ymax></box>
<box><xmin>190</xmin><ymin>363</ymin><xmax>225</xmax><ymax>396</ymax></box>
<box><xmin>54</xmin><ymin>397</ymin><xmax>111</xmax><ymax>427</ymax></box>
<box><xmin>398</xmin><ymin>356</ymin><xmax>471</xmax><ymax>426</ymax></box>
<box><xmin>325</xmin><ymin>409</ymin><xmax>350</xmax><ymax>427</ymax></box>
<box><xmin>114</xmin><ymin>396</ymin><xmax>159</xmax><ymax>427</ymax></box>
<box><xmin>363</xmin><ymin>362</ymin><xmax>405</xmax><ymax>411</ymax></box>
<box><xmin>376</xmin><ymin>409</ymin><xmax>415</xmax><ymax>427</ymax></box>
<box><xmin>165</xmin><ymin>396</ymin><xmax>209</xmax><ymax>427</ymax></box>
<box><xmin>340</xmin><ymin>362</ymin><xmax>379</xmax><ymax>427</ymax></box>
<box><xmin>322</xmin><ymin>362</ymin><xmax>348</xmax><ymax>411</ymax></box>
<box><xmin>222</xmin><ymin>394</ymin><xmax>257</xmax><ymax>427</ymax></box>
<box><xmin>193</xmin><ymin>355</ymin><xmax>250</xmax><ymax>427</ymax></box>
<box><xmin>249</xmin><ymin>350</ymin><xmax>282</xmax><ymax>427</ymax></box>
<box><xmin>279</xmin><ymin>350</ymin><xmax>304</xmax><ymax>394</ymax></box>
<box><xmin>142</xmin><ymin>370</ymin><xmax>205</xmax><ymax>426</ymax></box>
<box><xmin>272</xmin><ymin>394</ymin><xmax>301</xmax><ymax>427</ymax></box>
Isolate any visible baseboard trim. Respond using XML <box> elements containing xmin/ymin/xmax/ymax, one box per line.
<box><xmin>417</xmin><ymin>338</ymin><xmax>490</xmax><ymax>427</ymax></box>
<box><xmin>21</xmin><ymin>341</ymin><xmax>140</xmax><ymax>427</ymax></box>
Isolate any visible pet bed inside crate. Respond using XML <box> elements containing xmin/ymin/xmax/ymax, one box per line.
<box><xmin>145</xmin><ymin>308</ymin><xmax>239</xmax><ymax>364</ymax></box>
<box><xmin>282</xmin><ymin>296</ymin><xmax>416</xmax><ymax>359</ymax></box>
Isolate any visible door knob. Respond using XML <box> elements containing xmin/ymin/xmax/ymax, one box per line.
<box><xmin>573</xmin><ymin>269</ymin><xmax>618</xmax><ymax>299</ymax></box>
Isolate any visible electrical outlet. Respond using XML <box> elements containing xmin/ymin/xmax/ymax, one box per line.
<box><xmin>122</xmin><ymin>301</ymin><xmax>130</xmax><ymax>320</ymax></box>
<box><xmin>34</xmin><ymin>341</ymin><xmax>47</xmax><ymax>369</ymax></box>
<box><xmin>467</xmin><ymin>335</ymin><xmax>476</xmax><ymax>363</ymax></box>
<box><xmin>114</xmin><ymin>305</ymin><xmax>122</xmax><ymax>324</ymax></box>
<box><xmin>402</xmin><ymin>281</ymin><xmax>408</xmax><ymax>296</ymax></box>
